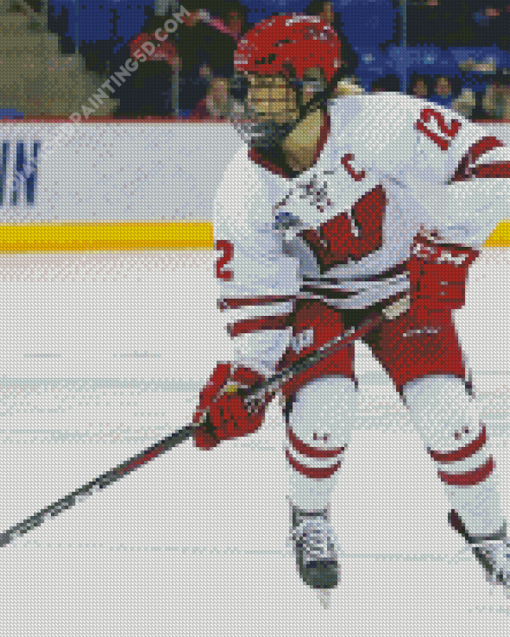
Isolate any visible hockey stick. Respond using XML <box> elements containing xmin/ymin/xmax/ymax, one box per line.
<box><xmin>0</xmin><ymin>300</ymin><xmax>403</xmax><ymax>547</ymax></box>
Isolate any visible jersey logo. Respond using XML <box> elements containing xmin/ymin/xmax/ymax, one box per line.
<box><xmin>298</xmin><ymin>184</ymin><xmax>386</xmax><ymax>273</ymax></box>
<box><xmin>295</xmin><ymin>175</ymin><xmax>332</xmax><ymax>214</ymax></box>
<box><xmin>340</xmin><ymin>153</ymin><xmax>366</xmax><ymax>182</ymax></box>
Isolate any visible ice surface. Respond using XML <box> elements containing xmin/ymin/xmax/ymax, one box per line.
<box><xmin>0</xmin><ymin>248</ymin><xmax>508</xmax><ymax>636</ymax></box>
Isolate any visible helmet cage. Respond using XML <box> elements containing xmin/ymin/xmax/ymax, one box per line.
<box><xmin>229</xmin><ymin>14</ymin><xmax>342</xmax><ymax>151</ymax></box>
<box><xmin>229</xmin><ymin>66</ymin><xmax>336</xmax><ymax>152</ymax></box>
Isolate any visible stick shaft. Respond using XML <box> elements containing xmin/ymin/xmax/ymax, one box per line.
<box><xmin>0</xmin><ymin>311</ymin><xmax>383</xmax><ymax>547</ymax></box>
<box><xmin>0</xmin><ymin>424</ymin><xmax>196</xmax><ymax>547</ymax></box>
<box><xmin>244</xmin><ymin>311</ymin><xmax>382</xmax><ymax>410</ymax></box>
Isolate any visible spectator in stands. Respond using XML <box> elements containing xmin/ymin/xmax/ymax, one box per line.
<box><xmin>177</xmin><ymin>1</ymin><xmax>247</xmax><ymax>116</ymax></box>
<box><xmin>473</xmin><ymin>4</ymin><xmax>498</xmax><ymax>47</ymax></box>
<box><xmin>430</xmin><ymin>75</ymin><xmax>455</xmax><ymax>108</ymax></box>
<box><xmin>452</xmin><ymin>87</ymin><xmax>477</xmax><ymax>119</ymax></box>
<box><xmin>409</xmin><ymin>74</ymin><xmax>431</xmax><ymax>99</ymax></box>
<box><xmin>205</xmin><ymin>2</ymin><xmax>248</xmax><ymax>78</ymax></box>
<box><xmin>469</xmin><ymin>1</ymin><xmax>510</xmax><ymax>48</ymax></box>
<box><xmin>407</xmin><ymin>0</ymin><xmax>446</xmax><ymax>46</ymax></box>
<box><xmin>406</xmin><ymin>0</ymin><xmax>483</xmax><ymax>48</ymax></box>
<box><xmin>483</xmin><ymin>73</ymin><xmax>510</xmax><ymax>119</ymax></box>
<box><xmin>190</xmin><ymin>76</ymin><xmax>231</xmax><ymax>119</ymax></box>
<box><xmin>117</xmin><ymin>13</ymin><xmax>180</xmax><ymax>117</ymax></box>
<box><xmin>204</xmin><ymin>1</ymin><xmax>247</xmax><ymax>43</ymax></box>
<box><xmin>221</xmin><ymin>4</ymin><xmax>245</xmax><ymax>41</ymax></box>
<box><xmin>473</xmin><ymin>3</ymin><xmax>501</xmax><ymax>24</ymax></box>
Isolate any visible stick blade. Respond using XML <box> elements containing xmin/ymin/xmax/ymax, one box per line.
<box><xmin>0</xmin><ymin>532</ymin><xmax>12</xmax><ymax>547</ymax></box>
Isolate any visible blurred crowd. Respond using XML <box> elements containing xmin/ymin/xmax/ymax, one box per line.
<box><xmin>404</xmin><ymin>1</ymin><xmax>510</xmax><ymax>50</ymax></box>
<box><xmin>3</xmin><ymin>0</ymin><xmax>510</xmax><ymax>120</ymax></box>
<box><xmin>110</xmin><ymin>0</ymin><xmax>510</xmax><ymax>121</ymax></box>
<box><xmin>114</xmin><ymin>0</ymin><xmax>248</xmax><ymax>118</ymax></box>
<box><xmin>368</xmin><ymin>71</ymin><xmax>510</xmax><ymax>119</ymax></box>
<box><xmin>113</xmin><ymin>0</ymin><xmax>358</xmax><ymax>119</ymax></box>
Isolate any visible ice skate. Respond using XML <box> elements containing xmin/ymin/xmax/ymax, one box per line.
<box><xmin>289</xmin><ymin>502</ymin><xmax>339</xmax><ymax>603</ymax></box>
<box><xmin>449</xmin><ymin>510</ymin><xmax>510</xmax><ymax>591</ymax></box>
<box><xmin>471</xmin><ymin>536</ymin><xmax>510</xmax><ymax>590</ymax></box>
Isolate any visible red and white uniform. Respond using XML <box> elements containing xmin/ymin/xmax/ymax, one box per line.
<box><xmin>213</xmin><ymin>92</ymin><xmax>510</xmax><ymax>536</ymax></box>
<box><xmin>214</xmin><ymin>93</ymin><xmax>510</xmax><ymax>379</ymax></box>
<box><xmin>212</xmin><ymin>93</ymin><xmax>510</xmax><ymax>531</ymax></box>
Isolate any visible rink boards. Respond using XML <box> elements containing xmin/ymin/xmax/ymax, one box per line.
<box><xmin>0</xmin><ymin>119</ymin><xmax>509</xmax><ymax>249</ymax></box>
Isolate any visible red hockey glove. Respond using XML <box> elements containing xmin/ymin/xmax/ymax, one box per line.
<box><xmin>408</xmin><ymin>234</ymin><xmax>479</xmax><ymax>323</ymax></box>
<box><xmin>193</xmin><ymin>363</ymin><xmax>269</xmax><ymax>450</ymax></box>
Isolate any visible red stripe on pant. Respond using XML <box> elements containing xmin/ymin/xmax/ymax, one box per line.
<box><xmin>285</xmin><ymin>448</ymin><xmax>342</xmax><ymax>479</ymax></box>
<box><xmin>286</xmin><ymin>425</ymin><xmax>346</xmax><ymax>459</ymax></box>
<box><xmin>228</xmin><ymin>314</ymin><xmax>290</xmax><ymax>337</ymax></box>
<box><xmin>438</xmin><ymin>456</ymin><xmax>494</xmax><ymax>486</ymax></box>
<box><xmin>428</xmin><ymin>425</ymin><xmax>486</xmax><ymax>463</ymax></box>
<box><xmin>473</xmin><ymin>162</ymin><xmax>510</xmax><ymax>178</ymax></box>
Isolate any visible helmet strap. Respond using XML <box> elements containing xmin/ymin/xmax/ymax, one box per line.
<box><xmin>263</xmin><ymin>67</ymin><xmax>348</xmax><ymax>153</ymax></box>
<box><xmin>295</xmin><ymin>67</ymin><xmax>348</xmax><ymax>126</ymax></box>
<box><xmin>247</xmin><ymin>67</ymin><xmax>349</xmax><ymax>161</ymax></box>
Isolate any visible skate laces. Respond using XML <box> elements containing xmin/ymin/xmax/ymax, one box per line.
<box><xmin>292</xmin><ymin>518</ymin><xmax>337</xmax><ymax>563</ymax></box>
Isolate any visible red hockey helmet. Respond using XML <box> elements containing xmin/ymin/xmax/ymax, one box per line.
<box><xmin>234</xmin><ymin>14</ymin><xmax>341</xmax><ymax>83</ymax></box>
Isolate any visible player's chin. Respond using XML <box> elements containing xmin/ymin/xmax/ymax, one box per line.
<box><xmin>229</xmin><ymin>104</ymin><xmax>299</xmax><ymax>148</ymax></box>
<box><xmin>252</xmin><ymin>122</ymin><xmax>297</xmax><ymax>149</ymax></box>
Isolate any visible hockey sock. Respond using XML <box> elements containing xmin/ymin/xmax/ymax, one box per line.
<box><xmin>285</xmin><ymin>376</ymin><xmax>357</xmax><ymax>511</ymax></box>
<box><xmin>404</xmin><ymin>375</ymin><xmax>506</xmax><ymax>538</ymax></box>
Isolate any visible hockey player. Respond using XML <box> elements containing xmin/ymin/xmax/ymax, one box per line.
<box><xmin>192</xmin><ymin>14</ymin><xmax>510</xmax><ymax>605</ymax></box>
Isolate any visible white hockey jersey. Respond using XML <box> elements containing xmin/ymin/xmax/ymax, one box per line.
<box><xmin>213</xmin><ymin>93</ymin><xmax>510</xmax><ymax>376</ymax></box>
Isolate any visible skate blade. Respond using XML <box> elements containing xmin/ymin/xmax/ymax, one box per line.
<box><xmin>317</xmin><ymin>589</ymin><xmax>332</xmax><ymax>609</ymax></box>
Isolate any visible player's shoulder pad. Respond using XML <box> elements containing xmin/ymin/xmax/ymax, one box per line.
<box><xmin>329</xmin><ymin>92</ymin><xmax>475</xmax><ymax>185</ymax></box>
<box><xmin>328</xmin><ymin>93</ymin><xmax>417</xmax><ymax>177</ymax></box>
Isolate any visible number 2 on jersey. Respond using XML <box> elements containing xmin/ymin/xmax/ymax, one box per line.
<box><xmin>415</xmin><ymin>108</ymin><xmax>461</xmax><ymax>151</ymax></box>
<box><xmin>215</xmin><ymin>239</ymin><xmax>233</xmax><ymax>280</ymax></box>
